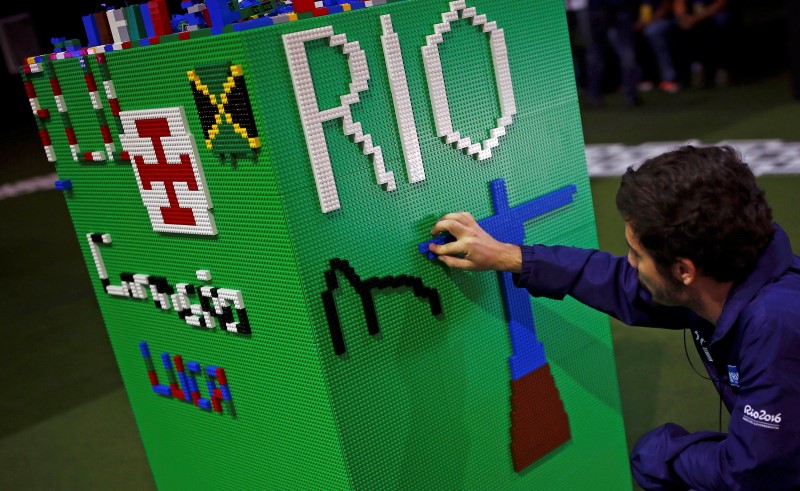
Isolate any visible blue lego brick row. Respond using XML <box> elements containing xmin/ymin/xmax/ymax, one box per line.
<box><xmin>139</xmin><ymin>341</ymin><xmax>152</xmax><ymax>358</ymax></box>
<box><xmin>161</xmin><ymin>352</ymin><xmax>174</xmax><ymax>370</ymax></box>
<box><xmin>153</xmin><ymin>385</ymin><xmax>173</xmax><ymax>397</ymax></box>
<box><xmin>232</xmin><ymin>16</ymin><xmax>274</xmax><ymax>32</ymax></box>
<box><xmin>55</xmin><ymin>179</ymin><xmax>73</xmax><ymax>190</ymax></box>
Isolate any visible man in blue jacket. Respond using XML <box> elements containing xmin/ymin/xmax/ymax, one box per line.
<box><xmin>428</xmin><ymin>145</ymin><xmax>800</xmax><ymax>490</ymax></box>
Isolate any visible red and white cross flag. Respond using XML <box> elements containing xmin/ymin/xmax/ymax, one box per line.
<box><xmin>119</xmin><ymin>107</ymin><xmax>217</xmax><ymax>235</ymax></box>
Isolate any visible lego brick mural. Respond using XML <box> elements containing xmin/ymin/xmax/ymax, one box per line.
<box><xmin>21</xmin><ymin>0</ymin><xmax>632</xmax><ymax>488</ymax></box>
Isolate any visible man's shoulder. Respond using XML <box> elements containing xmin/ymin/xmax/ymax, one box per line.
<box><xmin>740</xmin><ymin>273</ymin><xmax>800</xmax><ymax>344</ymax></box>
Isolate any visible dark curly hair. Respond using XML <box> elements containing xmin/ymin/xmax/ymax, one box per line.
<box><xmin>616</xmin><ymin>145</ymin><xmax>774</xmax><ymax>283</ymax></box>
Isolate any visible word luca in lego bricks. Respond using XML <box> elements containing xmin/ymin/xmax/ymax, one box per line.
<box><xmin>88</xmin><ymin>233</ymin><xmax>251</xmax><ymax>334</ymax></box>
<box><xmin>140</xmin><ymin>342</ymin><xmax>236</xmax><ymax>416</ymax></box>
<box><xmin>284</xmin><ymin>0</ymin><xmax>516</xmax><ymax>212</ymax></box>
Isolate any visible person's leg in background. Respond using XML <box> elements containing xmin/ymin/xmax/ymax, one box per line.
<box><xmin>609</xmin><ymin>6</ymin><xmax>642</xmax><ymax>104</ymax></box>
<box><xmin>643</xmin><ymin>18</ymin><xmax>680</xmax><ymax>91</ymax></box>
<box><xmin>586</xmin><ymin>7</ymin><xmax>611</xmax><ymax>106</ymax></box>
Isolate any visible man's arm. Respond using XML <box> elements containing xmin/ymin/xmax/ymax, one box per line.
<box><xmin>631</xmin><ymin>312</ymin><xmax>800</xmax><ymax>490</ymax></box>
<box><xmin>429</xmin><ymin>212</ymin><xmax>691</xmax><ymax>328</ymax></box>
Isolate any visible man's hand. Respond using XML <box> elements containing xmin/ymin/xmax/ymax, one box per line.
<box><xmin>429</xmin><ymin>212</ymin><xmax>522</xmax><ymax>273</ymax></box>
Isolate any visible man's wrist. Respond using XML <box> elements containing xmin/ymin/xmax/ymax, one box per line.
<box><xmin>500</xmin><ymin>243</ymin><xmax>522</xmax><ymax>274</ymax></box>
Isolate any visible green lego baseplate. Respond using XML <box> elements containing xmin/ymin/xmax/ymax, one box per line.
<box><xmin>22</xmin><ymin>0</ymin><xmax>632</xmax><ymax>488</ymax></box>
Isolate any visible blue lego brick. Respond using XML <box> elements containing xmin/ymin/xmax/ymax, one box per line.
<box><xmin>348</xmin><ymin>1</ymin><xmax>366</xmax><ymax>9</ymax></box>
<box><xmin>220</xmin><ymin>385</ymin><xmax>232</xmax><ymax>401</ymax></box>
<box><xmin>139</xmin><ymin>38</ymin><xmax>151</xmax><ymax>47</ymax></box>
<box><xmin>140</xmin><ymin>3</ymin><xmax>156</xmax><ymax>38</ymax></box>
<box><xmin>139</xmin><ymin>341</ymin><xmax>152</xmax><ymax>358</ymax></box>
<box><xmin>232</xmin><ymin>16</ymin><xmax>274</xmax><ymax>32</ymax></box>
<box><xmin>197</xmin><ymin>398</ymin><xmax>212</xmax><ymax>410</ymax></box>
<box><xmin>55</xmin><ymin>179</ymin><xmax>73</xmax><ymax>190</ymax></box>
<box><xmin>161</xmin><ymin>352</ymin><xmax>174</xmax><ymax>370</ymax></box>
<box><xmin>206</xmin><ymin>366</ymin><xmax>218</xmax><ymax>377</ymax></box>
<box><xmin>323</xmin><ymin>0</ymin><xmax>338</xmax><ymax>5</ymax></box>
<box><xmin>153</xmin><ymin>385</ymin><xmax>173</xmax><ymax>397</ymax></box>
<box><xmin>104</xmin><ymin>44</ymin><xmax>114</xmax><ymax>52</ymax></box>
<box><xmin>328</xmin><ymin>5</ymin><xmax>344</xmax><ymax>13</ymax></box>
<box><xmin>187</xmin><ymin>372</ymin><xmax>200</xmax><ymax>393</ymax></box>
<box><xmin>82</xmin><ymin>15</ymin><xmax>101</xmax><ymax>47</ymax></box>
<box><xmin>187</xmin><ymin>361</ymin><xmax>202</xmax><ymax>373</ymax></box>
<box><xmin>177</xmin><ymin>371</ymin><xmax>192</xmax><ymax>401</ymax></box>
<box><xmin>205</xmin><ymin>0</ymin><xmax>241</xmax><ymax>35</ymax></box>
<box><xmin>34</xmin><ymin>56</ymin><xmax>42</xmax><ymax>63</ymax></box>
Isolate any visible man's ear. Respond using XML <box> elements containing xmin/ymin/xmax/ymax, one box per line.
<box><xmin>672</xmin><ymin>258</ymin><xmax>696</xmax><ymax>286</ymax></box>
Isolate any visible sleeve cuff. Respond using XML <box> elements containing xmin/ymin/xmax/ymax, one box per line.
<box><xmin>512</xmin><ymin>245</ymin><xmax>538</xmax><ymax>288</ymax></box>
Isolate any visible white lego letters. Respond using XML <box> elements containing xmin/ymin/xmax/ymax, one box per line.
<box><xmin>285</xmin><ymin>1</ymin><xmax>516</xmax><ymax>212</ymax></box>
<box><xmin>87</xmin><ymin>234</ymin><xmax>251</xmax><ymax>334</ymax></box>
<box><xmin>380</xmin><ymin>15</ymin><xmax>425</xmax><ymax>184</ymax></box>
<box><xmin>422</xmin><ymin>0</ymin><xmax>516</xmax><ymax>161</ymax></box>
<box><xmin>283</xmin><ymin>26</ymin><xmax>396</xmax><ymax>213</ymax></box>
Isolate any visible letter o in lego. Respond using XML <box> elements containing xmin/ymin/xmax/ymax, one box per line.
<box><xmin>422</xmin><ymin>0</ymin><xmax>516</xmax><ymax>161</ymax></box>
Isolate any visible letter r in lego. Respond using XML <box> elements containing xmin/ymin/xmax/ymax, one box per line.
<box><xmin>283</xmin><ymin>26</ymin><xmax>396</xmax><ymax>214</ymax></box>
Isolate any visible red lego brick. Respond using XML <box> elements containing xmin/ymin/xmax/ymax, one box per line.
<box><xmin>293</xmin><ymin>0</ymin><xmax>315</xmax><ymax>12</ymax></box>
<box><xmin>509</xmin><ymin>363</ymin><xmax>571</xmax><ymax>472</ymax></box>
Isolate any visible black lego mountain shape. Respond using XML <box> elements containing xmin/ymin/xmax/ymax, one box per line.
<box><xmin>321</xmin><ymin>258</ymin><xmax>442</xmax><ymax>355</ymax></box>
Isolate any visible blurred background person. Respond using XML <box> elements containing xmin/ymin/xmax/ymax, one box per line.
<box><xmin>637</xmin><ymin>0</ymin><xmax>680</xmax><ymax>93</ymax></box>
<box><xmin>674</xmin><ymin>0</ymin><xmax>732</xmax><ymax>88</ymax></box>
<box><xmin>586</xmin><ymin>0</ymin><xmax>643</xmax><ymax>106</ymax></box>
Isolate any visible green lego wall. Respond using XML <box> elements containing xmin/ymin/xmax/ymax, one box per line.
<box><xmin>21</xmin><ymin>0</ymin><xmax>632</xmax><ymax>488</ymax></box>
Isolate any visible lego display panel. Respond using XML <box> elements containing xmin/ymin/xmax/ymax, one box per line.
<box><xmin>22</xmin><ymin>0</ymin><xmax>632</xmax><ymax>488</ymax></box>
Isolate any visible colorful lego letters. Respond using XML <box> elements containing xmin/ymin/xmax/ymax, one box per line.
<box><xmin>140</xmin><ymin>341</ymin><xmax>236</xmax><ymax>415</ymax></box>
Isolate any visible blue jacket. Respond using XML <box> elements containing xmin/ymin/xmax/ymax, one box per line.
<box><xmin>513</xmin><ymin>225</ymin><xmax>800</xmax><ymax>490</ymax></box>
